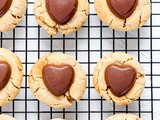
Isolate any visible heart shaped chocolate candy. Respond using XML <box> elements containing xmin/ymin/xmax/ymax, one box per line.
<box><xmin>107</xmin><ymin>0</ymin><xmax>138</xmax><ymax>19</ymax></box>
<box><xmin>46</xmin><ymin>0</ymin><xmax>78</xmax><ymax>25</ymax></box>
<box><xmin>0</xmin><ymin>0</ymin><xmax>12</xmax><ymax>17</ymax></box>
<box><xmin>105</xmin><ymin>64</ymin><xmax>136</xmax><ymax>97</ymax></box>
<box><xmin>0</xmin><ymin>61</ymin><xmax>11</xmax><ymax>90</ymax></box>
<box><xmin>42</xmin><ymin>65</ymin><xmax>74</xmax><ymax>96</ymax></box>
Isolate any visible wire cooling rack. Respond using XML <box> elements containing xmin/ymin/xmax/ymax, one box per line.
<box><xmin>0</xmin><ymin>0</ymin><xmax>160</xmax><ymax>120</ymax></box>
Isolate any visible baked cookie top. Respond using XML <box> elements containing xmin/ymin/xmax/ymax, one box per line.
<box><xmin>93</xmin><ymin>52</ymin><xmax>145</xmax><ymax>106</ymax></box>
<box><xmin>0</xmin><ymin>0</ymin><xmax>26</xmax><ymax>32</ymax></box>
<box><xmin>0</xmin><ymin>114</ymin><xmax>16</xmax><ymax>120</ymax></box>
<box><xmin>0</xmin><ymin>48</ymin><xmax>23</xmax><ymax>106</ymax></box>
<box><xmin>29</xmin><ymin>53</ymin><xmax>86</xmax><ymax>109</ymax></box>
<box><xmin>34</xmin><ymin>0</ymin><xmax>89</xmax><ymax>35</ymax></box>
<box><xmin>94</xmin><ymin>0</ymin><xmax>150</xmax><ymax>31</ymax></box>
<box><xmin>106</xmin><ymin>114</ymin><xmax>141</xmax><ymax>120</ymax></box>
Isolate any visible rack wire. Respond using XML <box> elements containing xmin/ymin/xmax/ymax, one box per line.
<box><xmin>0</xmin><ymin>0</ymin><xmax>160</xmax><ymax>120</ymax></box>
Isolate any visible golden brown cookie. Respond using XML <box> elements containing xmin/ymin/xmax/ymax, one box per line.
<box><xmin>94</xmin><ymin>0</ymin><xmax>150</xmax><ymax>31</ymax></box>
<box><xmin>28</xmin><ymin>53</ymin><xmax>86</xmax><ymax>109</ymax></box>
<box><xmin>106</xmin><ymin>114</ymin><xmax>141</xmax><ymax>120</ymax></box>
<box><xmin>0</xmin><ymin>48</ymin><xmax>23</xmax><ymax>106</ymax></box>
<box><xmin>0</xmin><ymin>0</ymin><xmax>26</xmax><ymax>32</ymax></box>
<box><xmin>34</xmin><ymin>0</ymin><xmax>89</xmax><ymax>36</ymax></box>
<box><xmin>93</xmin><ymin>52</ymin><xmax>145</xmax><ymax>106</ymax></box>
<box><xmin>0</xmin><ymin>114</ymin><xmax>16</xmax><ymax>120</ymax></box>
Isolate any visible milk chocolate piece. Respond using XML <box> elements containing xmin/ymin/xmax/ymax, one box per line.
<box><xmin>46</xmin><ymin>0</ymin><xmax>78</xmax><ymax>25</ymax></box>
<box><xmin>0</xmin><ymin>0</ymin><xmax>12</xmax><ymax>17</ymax></box>
<box><xmin>105</xmin><ymin>64</ymin><xmax>136</xmax><ymax>97</ymax></box>
<box><xmin>42</xmin><ymin>64</ymin><xmax>74</xmax><ymax>96</ymax></box>
<box><xmin>0</xmin><ymin>61</ymin><xmax>11</xmax><ymax>90</ymax></box>
<box><xmin>107</xmin><ymin>0</ymin><xmax>138</xmax><ymax>19</ymax></box>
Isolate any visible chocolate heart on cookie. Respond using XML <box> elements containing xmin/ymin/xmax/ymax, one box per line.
<box><xmin>42</xmin><ymin>65</ymin><xmax>74</xmax><ymax>96</ymax></box>
<box><xmin>105</xmin><ymin>64</ymin><xmax>136</xmax><ymax>97</ymax></box>
<box><xmin>46</xmin><ymin>0</ymin><xmax>78</xmax><ymax>25</ymax></box>
<box><xmin>107</xmin><ymin>0</ymin><xmax>138</xmax><ymax>19</ymax></box>
<box><xmin>0</xmin><ymin>0</ymin><xmax>12</xmax><ymax>17</ymax></box>
<box><xmin>0</xmin><ymin>61</ymin><xmax>11</xmax><ymax>90</ymax></box>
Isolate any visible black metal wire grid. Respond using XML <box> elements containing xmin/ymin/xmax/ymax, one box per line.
<box><xmin>0</xmin><ymin>0</ymin><xmax>160</xmax><ymax>120</ymax></box>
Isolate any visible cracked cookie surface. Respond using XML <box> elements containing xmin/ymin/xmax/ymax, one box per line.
<box><xmin>34</xmin><ymin>0</ymin><xmax>89</xmax><ymax>36</ymax></box>
<box><xmin>0</xmin><ymin>114</ymin><xmax>16</xmax><ymax>120</ymax></box>
<box><xmin>29</xmin><ymin>53</ymin><xmax>86</xmax><ymax>109</ymax></box>
<box><xmin>94</xmin><ymin>0</ymin><xmax>150</xmax><ymax>31</ymax></box>
<box><xmin>0</xmin><ymin>0</ymin><xmax>26</xmax><ymax>32</ymax></box>
<box><xmin>0</xmin><ymin>48</ymin><xmax>23</xmax><ymax>106</ymax></box>
<box><xmin>93</xmin><ymin>52</ymin><xmax>145</xmax><ymax>106</ymax></box>
<box><xmin>106</xmin><ymin>114</ymin><xmax>141</xmax><ymax>120</ymax></box>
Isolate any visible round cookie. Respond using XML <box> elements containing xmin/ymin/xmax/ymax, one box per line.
<box><xmin>0</xmin><ymin>0</ymin><xmax>26</xmax><ymax>32</ymax></box>
<box><xmin>0</xmin><ymin>114</ymin><xmax>16</xmax><ymax>120</ymax></box>
<box><xmin>34</xmin><ymin>0</ymin><xmax>89</xmax><ymax>36</ymax></box>
<box><xmin>93</xmin><ymin>52</ymin><xmax>145</xmax><ymax>106</ymax></box>
<box><xmin>0</xmin><ymin>48</ymin><xmax>23</xmax><ymax>106</ymax></box>
<box><xmin>29</xmin><ymin>53</ymin><xmax>86</xmax><ymax>109</ymax></box>
<box><xmin>94</xmin><ymin>0</ymin><xmax>150</xmax><ymax>31</ymax></box>
<box><xmin>106</xmin><ymin>114</ymin><xmax>141</xmax><ymax>120</ymax></box>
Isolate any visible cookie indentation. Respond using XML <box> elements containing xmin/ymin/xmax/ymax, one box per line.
<box><xmin>42</xmin><ymin>65</ymin><xmax>74</xmax><ymax>96</ymax></box>
<box><xmin>105</xmin><ymin>64</ymin><xmax>136</xmax><ymax>97</ymax></box>
<box><xmin>46</xmin><ymin>0</ymin><xmax>78</xmax><ymax>25</ymax></box>
<box><xmin>0</xmin><ymin>0</ymin><xmax>12</xmax><ymax>17</ymax></box>
<box><xmin>0</xmin><ymin>61</ymin><xmax>11</xmax><ymax>90</ymax></box>
<box><xmin>107</xmin><ymin>0</ymin><xmax>138</xmax><ymax>19</ymax></box>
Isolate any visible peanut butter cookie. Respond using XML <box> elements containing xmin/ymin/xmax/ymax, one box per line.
<box><xmin>93</xmin><ymin>52</ymin><xmax>145</xmax><ymax>106</ymax></box>
<box><xmin>29</xmin><ymin>53</ymin><xmax>86</xmax><ymax>109</ymax></box>
<box><xmin>0</xmin><ymin>0</ymin><xmax>26</xmax><ymax>32</ymax></box>
<box><xmin>0</xmin><ymin>48</ymin><xmax>23</xmax><ymax>106</ymax></box>
<box><xmin>34</xmin><ymin>0</ymin><xmax>89</xmax><ymax>36</ymax></box>
<box><xmin>94</xmin><ymin>0</ymin><xmax>150</xmax><ymax>31</ymax></box>
<box><xmin>0</xmin><ymin>114</ymin><xmax>16</xmax><ymax>120</ymax></box>
<box><xmin>106</xmin><ymin>114</ymin><xmax>141</xmax><ymax>120</ymax></box>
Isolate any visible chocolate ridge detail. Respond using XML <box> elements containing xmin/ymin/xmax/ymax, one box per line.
<box><xmin>107</xmin><ymin>0</ymin><xmax>138</xmax><ymax>19</ymax></box>
<box><xmin>105</xmin><ymin>64</ymin><xmax>136</xmax><ymax>97</ymax></box>
<box><xmin>42</xmin><ymin>64</ymin><xmax>74</xmax><ymax>96</ymax></box>
<box><xmin>0</xmin><ymin>0</ymin><xmax>13</xmax><ymax>18</ymax></box>
<box><xmin>0</xmin><ymin>61</ymin><xmax>11</xmax><ymax>90</ymax></box>
<box><xmin>46</xmin><ymin>0</ymin><xmax>78</xmax><ymax>25</ymax></box>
